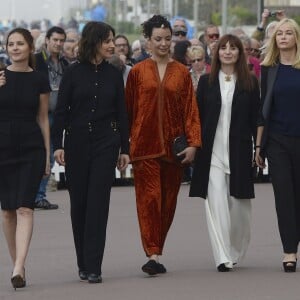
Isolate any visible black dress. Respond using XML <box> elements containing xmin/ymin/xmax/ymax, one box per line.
<box><xmin>0</xmin><ymin>69</ymin><xmax>50</xmax><ymax>210</ymax></box>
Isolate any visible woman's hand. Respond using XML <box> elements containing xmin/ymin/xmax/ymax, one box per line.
<box><xmin>54</xmin><ymin>149</ymin><xmax>65</xmax><ymax>166</ymax></box>
<box><xmin>178</xmin><ymin>146</ymin><xmax>197</xmax><ymax>164</ymax></box>
<box><xmin>0</xmin><ymin>71</ymin><xmax>6</xmax><ymax>87</ymax></box>
<box><xmin>117</xmin><ymin>154</ymin><xmax>130</xmax><ymax>171</ymax></box>
<box><xmin>255</xmin><ymin>148</ymin><xmax>265</xmax><ymax>169</ymax></box>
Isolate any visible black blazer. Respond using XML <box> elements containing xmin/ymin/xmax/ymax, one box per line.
<box><xmin>258</xmin><ymin>65</ymin><xmax>279</xmax><ymax>156</ymax></box>
<box><xmin>189</xmin><ymin>74</ymin><xmax>260</xmax><ymax>199</ymax></box>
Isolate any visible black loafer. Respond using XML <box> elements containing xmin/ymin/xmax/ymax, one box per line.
<box><xmin>217</xmin><ymin>263</ymin><xmax>231</xmax><ymax>272</ymax></box>
<box><xmin>142</xmin><ymin>260</ymin><xmax>167</xmax><ymax>275</ymax></box>
<box><xmin>88</xmin><ymin>273</ymin><xmax>102</xmax><ymax>283</ymax></box>
<box><xmin>156</xmin><ymin>263</ymin><xmax>167</xmax><ymax>274</ymax></box>
<box><xmin>79</xmin><ymin>270</ymin><xmax>88</xmax><ymax>281</ymax></box>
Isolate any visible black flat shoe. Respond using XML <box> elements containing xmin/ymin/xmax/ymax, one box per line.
<box><xmin>217</xmin><ymin>263</ymin><xmax>231</xmax><ymax>272</ymax></box>
<box><xmin>88</xmin><ymin>273</ymin><xmax>102</xmax><ymax>283</ymax></box>
<box><xmin>283</xmin><ymin>261</ymin><xmax>297</xmax><ymax>273</ymax></box>
<box><xmin>142</xmin><ymin>260</ymin><xmax>159</xmax><ymax>275</ymax></box>
<box><xmin>156</xmin><ymin>262</ymin><xmax>167</xmax><ymax>274</ymax></box>
<box><xmin>79</xmin><ymin>270</ymin><xmax>88</xmax><ymax>282</ymax></box>
<box><xmin>11</xmin><ymin>274</ymin><xmax>26</xmax><ymax>290</ymax></box>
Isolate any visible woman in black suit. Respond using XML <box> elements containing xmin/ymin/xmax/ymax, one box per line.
<box><xmin>190</xmin><ymin>34</ymin><xmax>260</xmax><ymax>272</ymax></box>
<box><xmin>255</xmin><ymin>18</ymin><xmax>300</xmax><ymax>272</ymax></box>
<box><xmin>52</xmin><ymin>21</ymin><xmax>130</xmax><ymax>283</ymax></box>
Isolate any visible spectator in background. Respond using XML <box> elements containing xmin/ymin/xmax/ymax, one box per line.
<box><xmin>250</xmin><ymin>38</ymin><xmax>262</xmax><ymax>60</ymax></box>
<box><xmin>107</xmin><ymin>53</ymin><xmax>131</xmax><ymax>86</ymax></box>
<box><xmin>187</xmin><ymin>45</ymin><xmax>211</xmax><ymax>92</ymax></box>
<box><xmin>203</xmin><ymin>24</ymin><xmax>220</xmax><ymax>64</ymax></box>
<box><xmin>131</xmin><ymin>39</ymin><xmax>142</xmax><ymax>61</ymax></box>
<box><xmin>63</xmin><ymin>28</ymin><xmax>80</xmax><ymax>64</ymax></box>
<box><xmin>114</xmin><ymin>34</ymin><xmax>135</xmax><ymax>66</ymax></box>
<box><xmin>239</xmin><ymin>35</ymin><xmax>261</xmax><ymax>78</ymax></box>
<box><xmin>134</xmin><ymin>38</ymin><xmax>151</xmax><ymax>63</ymax></box>
<box><xmin>173</xmin><ymin>40</ymin><xmax>192</xmax><ymax>68</ymax></box>
<box><xmin>34</xmin><ymin>26</ymin><xmax>68</xmax><ymax>210</ymax></box>
<box><xmin>189</xmin><ymin>38</ymin><xmax>203</xmax><ymax>47</ymax></box>
<box><xmin>252</xmin><ymin>8</ymin><xmax>286</xmax><ymax>42</ymax></box>
<box><xmin>34</xmin><ymin>32</ymin><xmax>46</xmax><ymax>53</ymax></box>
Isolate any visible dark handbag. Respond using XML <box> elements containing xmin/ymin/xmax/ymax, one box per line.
<box><xmin>173</xmin><ymin>135</ymin><xmax>188</xmax><ymax>161</ymax></box>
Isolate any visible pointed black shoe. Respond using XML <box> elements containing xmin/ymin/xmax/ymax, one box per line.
<box><xmin>11</xmin><ymin>275</ymin><xmax>26</xmax><ymax>290</ymax></box>
<box><xmin>79</xmin><ymin>270</ymin><xmax>88</xmax><ymax>282</ymax></box>
<box><xmin>283</xmin><ymin>261</ymin><xmax>297</xmax><ymax>273</ymax></box>
<box><xmin>88</xmin><ymin>273</ymin><xmax>102</xmax><ymax>283</ymax></box>
<box><xmin>217</xmin><ymin>263</ymin><xmax>231</xmax><ymax>272</ymax></box>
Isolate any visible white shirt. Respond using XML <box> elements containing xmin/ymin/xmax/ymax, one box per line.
<box><xmin>211</xmin><ymin>71</ymin><xmax>236</xmax><ymax>173</ymax></box>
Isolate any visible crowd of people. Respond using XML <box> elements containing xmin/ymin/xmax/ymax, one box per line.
<box><xmin>1</xmin><ymin>7</ymin><xmax>300</xmax><ymax>290</ymax></box>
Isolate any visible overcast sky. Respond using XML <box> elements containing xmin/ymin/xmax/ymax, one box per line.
<box><xmin>0</xmin><ymin>0</ymin><xmax>83</xmax><ymax>24</ymax></box>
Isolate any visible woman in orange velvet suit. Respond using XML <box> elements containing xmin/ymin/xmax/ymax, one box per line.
<box><xmin>125</xmin><ymin>15</ymin><xmax>201</xmax><ymax>275</ymax></box>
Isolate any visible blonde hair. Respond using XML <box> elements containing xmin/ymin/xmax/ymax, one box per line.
<box><xmin>187</xmin><ymin>45</ymin><xmax>205</xmax><ymax>59</ymax></box>
<box><xmin>261</xmin><ymin>18</ymin><xmax>300</xmax><ymax>69</ymax></box>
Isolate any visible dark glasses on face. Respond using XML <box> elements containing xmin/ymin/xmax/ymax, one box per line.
<box><xmin>251</xmin><ymin>48</ymin><xmax>261</xmax><ymax>54</ymax></box>
<box><xmin>208</xmin><ymin>33</ymin><xmax>220</xmax><ymax>39</ymax></box>
<box><xmin>174</xmin><ymin>31</ymin><xmax>187</xmax><ymax>37</ymax></box>
<box><xmin>192</xmin><ymin>58</ymin><xmax>204</xmax><ymax>63</ymax></box>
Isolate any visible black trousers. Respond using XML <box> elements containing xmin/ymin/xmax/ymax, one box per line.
<box><xmin>65</xmin><ymin>132</ymin><xmax>120</xmax><ymax>275</ymax></box>
<box><xmin>266</xmin><ymin>132</ymin><xmax>300</xmax><ymax>253</ymax></box>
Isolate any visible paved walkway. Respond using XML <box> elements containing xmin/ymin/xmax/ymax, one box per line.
<box><xmin>0</xmin><ymin>184</ymin><xmax>299</xmax><ymax>300</ymax></box>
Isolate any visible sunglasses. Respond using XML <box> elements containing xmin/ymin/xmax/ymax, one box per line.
<box><xmin>251</xmin><ymin>48</ymin><xmax>261</xmax><ymax>54</ymax></box>
<box><xmin>174</xmin><ymin>31</ymin><xmax>187</xmax><ymax>37</ymax></box>
<box><xmin>208</xmin><ymin>33</ymin><xmax>220</xmax><ymax>39</ymax></box>
<box><xmin>115</xmin><ymin>43</ymin><xmax>128</xmax><ymax>48</ymax></box>
<box><xmin>192</xmin><ymin>58</ymin><xmax>204</xmax><ymax>63</ymax></box>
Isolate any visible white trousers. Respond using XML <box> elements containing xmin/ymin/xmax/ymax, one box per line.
<box><xmin>205</xmin><ymin>165</ymin><xmax>251</xmax><ymax>268</ymax></box>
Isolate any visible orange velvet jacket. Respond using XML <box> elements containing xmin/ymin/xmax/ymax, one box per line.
<box><xmin>125</xmin><ymin>58</ymin><xmax>201</xmax><ymax>162</ymax></box>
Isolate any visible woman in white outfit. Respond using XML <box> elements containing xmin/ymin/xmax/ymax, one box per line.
<box><xmin>190</xmin><ymin>34</ymin><xmax>260</xmax><ymax>272</ymax></box>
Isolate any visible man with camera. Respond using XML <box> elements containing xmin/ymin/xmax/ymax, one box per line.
<box><xmin>252</xmin><ymin>8</ymin><xmax>286</xmax><ymax>42</ymax></box>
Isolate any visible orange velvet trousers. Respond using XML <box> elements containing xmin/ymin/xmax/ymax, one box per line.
<box><xmin>132</xmin><ymin>158</ymin><xmax>183</xmax><ymax>256</ymax></box>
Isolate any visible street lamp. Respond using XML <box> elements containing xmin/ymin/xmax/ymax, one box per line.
<box><xmin>221</xmin><ymin>0</ymin><xmax>227</xmax><ymax>34</ymax></box>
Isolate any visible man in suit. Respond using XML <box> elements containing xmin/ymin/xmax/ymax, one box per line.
<box><xmin>34</xmin><ymin>26</ymin><xmax>68</xmax><ymax>209</ymax></box>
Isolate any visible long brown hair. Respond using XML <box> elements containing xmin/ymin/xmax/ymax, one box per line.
<box><xmin>209</xmin><ymin>34</ymin><xmax>254</xmax><ymax>91</ymax></box>
<box><xmin>6</xmin><ymin>28</ymin><xmax>36</xmax><ymax>69</ymax></box>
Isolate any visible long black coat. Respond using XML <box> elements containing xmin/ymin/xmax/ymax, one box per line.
<box><xmin>189</xmin><ymin>74</ymin><xmax>260</xmax><ymax>199</ymax></box>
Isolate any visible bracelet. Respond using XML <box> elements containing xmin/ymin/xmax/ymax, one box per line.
<box><xmin>255</xmin><ymin>145</ymin><xmax>261</xmax><ymax>148</ymax></box>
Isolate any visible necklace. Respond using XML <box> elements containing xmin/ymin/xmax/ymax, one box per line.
<box><xmin>8</xmin><ymin>65</ymin><xmax>31</xmax><ymax>72</ymax></box>
<box><xmin>225</xmin><ymin>74</ymin><xmax>232</xmax><ymax>81</ymax></box>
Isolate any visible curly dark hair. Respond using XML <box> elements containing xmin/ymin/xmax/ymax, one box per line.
<box><xmin>142</xmin><ymin>15</ymin><xmax>172</xmax><ymax>39</ymax></box>
<box><xmin>78</xmin><ymin>21</ymin><xmax>115</xmax><ymax>63</ymax></box>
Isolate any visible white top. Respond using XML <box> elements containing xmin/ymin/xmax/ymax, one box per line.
<box><xmin>211</xmin><ymin>70</ymin><xmax>236</xmax><ymax>173</ymax></box>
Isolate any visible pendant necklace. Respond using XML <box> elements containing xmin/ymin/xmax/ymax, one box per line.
<box><xmin>225</xmin><ymin>74</ymin><xmax>232</xmax><ymax>82</ymax></box>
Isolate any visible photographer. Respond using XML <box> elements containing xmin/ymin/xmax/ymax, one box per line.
<box><xmin>252</xmin><ymin>8</ymin><xmax>286</xmax><ymax>42</ymax></box>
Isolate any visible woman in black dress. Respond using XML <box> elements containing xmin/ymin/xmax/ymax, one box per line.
<box><xmin>52</xmin><ymin>21</ymin><xmax>130</xmax><ymax>283</ymax></box>
<box><xmin>0</xmin><ymin>28</ymin><xmax>50</xmax><ymax>289</ymax></box>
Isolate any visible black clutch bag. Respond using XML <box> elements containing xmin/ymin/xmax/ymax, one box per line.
<box><xmin>173</xmin><ymin>135</ymin><xmax>188</xmax><ymax>161</ymax></box>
